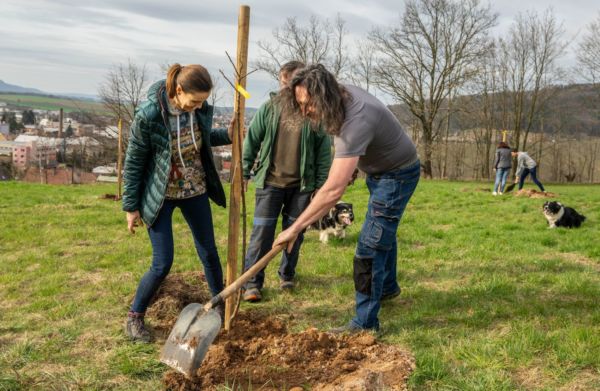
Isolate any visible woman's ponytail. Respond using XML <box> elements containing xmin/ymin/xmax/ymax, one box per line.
<box><xmin>166</xmin><ymin>63</ymin><xmax>183</xmax><ymax>99</ymax></box>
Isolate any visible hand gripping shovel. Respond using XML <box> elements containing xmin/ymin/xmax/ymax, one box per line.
<box><xmin>160</xmin><ymin>244</ymin><xmax>285</xmax><ymax>378</ymax></box>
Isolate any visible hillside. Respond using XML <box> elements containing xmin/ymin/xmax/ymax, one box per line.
<box><xmin>0</xmin><ymin>79</ymin><xmax>44</xmax><ymax>94</ymax></box>
<box><xmin>0</xmin><ymin>92</ymin><xmax>257</xmax><ymax>118</ymax></box>
<box><xmin>0</xmin><ymin>93</ymin><xmax>107</xmax><ymax>114</ymax></box>
<box><xmin>390</xmin><ymin>83</ymin><xmax>600</xmax><ymax>137</ymax></box>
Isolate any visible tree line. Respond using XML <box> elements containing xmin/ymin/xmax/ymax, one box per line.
<box><xmin>99</xmin><ymin>0</ymin><xmax>600</xmax><ymax>182</ymax></box>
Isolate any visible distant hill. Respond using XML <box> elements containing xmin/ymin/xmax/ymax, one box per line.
<box><xmin>0</xmin><ymin>80</ymin><xmax>44</xmax><ymax>94</ymax></box>
<box><xmin>0</xmin><ymin>91</ymin><xmax>256</xmax><ymax>118</ymax></box>
<box><xmin>389</xmin><ymin>83</ymin><xmax>600</xmax><ymax>137</ymax></box>
<box><xmin>0</xmin><ymin>93</ymin><xmax>107</xmax><ymax>114</ymax></box>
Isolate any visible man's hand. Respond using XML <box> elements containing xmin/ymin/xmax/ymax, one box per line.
<box><xmin>127</xmin><ymin>211</ymin><xmax>144</xmax><ymax>234</ymax></box>
<box><xmin>274</xmin><ymin>226</ymin><xmax>301</xmax><ymax>253</ymax></box>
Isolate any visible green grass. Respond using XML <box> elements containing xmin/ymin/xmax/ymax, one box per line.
<box><xmin>0</xmin><ymin>93</ymin><xmax>106</xmax><ymax>114</ymax></box>
<box><xmin>1</xmin><ymin>180</ymin><xmax>599</xmax><ymax>390</ymax></box>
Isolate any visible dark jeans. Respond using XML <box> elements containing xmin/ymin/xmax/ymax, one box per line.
<box><xmin>243</xmin><ymin>185</ymin><xmax>312</xmax><ymax>290</ymax></box>
<box><xmin>518</xmin><ymin>166</ymin><xmax>545</xmax><ymax>192</ymax></box>
<box><xmin>130</xmin><ymin>193</ymin><xmax>224</xmax><ymax>313</ymax></box>
<box><xmin>351</xmin><ymin>161</ymin><xmax>420</xmax><ymax>330</ymax></box>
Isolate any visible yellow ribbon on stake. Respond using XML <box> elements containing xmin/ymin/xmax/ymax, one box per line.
<box><xmin>235</xmin><ymin>84</ymin><xmax>250</xmax><ymax>99</ymax></box>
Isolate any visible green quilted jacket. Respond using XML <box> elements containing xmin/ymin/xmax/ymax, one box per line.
<box><xmin>242</xmin><ymin>94</ymin><xmax>331</xmax><ymax>192</ymax></box>
<box><xmin>122</xmin><ymin>80</ymin><xmax>231</xmax><ymax>226</ymax></box>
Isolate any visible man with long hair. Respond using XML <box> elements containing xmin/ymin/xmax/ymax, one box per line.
<box><xmin>274</xmin><ymin>64</ymin><xmax>420</xmax><ymax>333</ymax></box>
<box><xmin>241</xmin><ymin>61</ymin><xmax>331</xmax><ymax>302</ymax></box>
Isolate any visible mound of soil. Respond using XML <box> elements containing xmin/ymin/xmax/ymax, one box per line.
<box><xmin>146</xmin><ymin>272</ymin><xmax>211</xmax><ymax>337</ymax></box>
<box><xmin>514</xmin><ymin>189</ymin><xmax>557</xmax><ymax>199</ymax></box>
<box><xmin>152</xmin><ymin>273</ymin><xmax>414</xmax><ymax>390</ymax></box>
<box><xmin>162</xmin><ymin>314</ymin><xmax>414</xmax><ymax>391</ymax></box>
<box><xmin>99</xmin><ymin>193</ymin><xmax>121</xmax><ymax>201</ymax></box>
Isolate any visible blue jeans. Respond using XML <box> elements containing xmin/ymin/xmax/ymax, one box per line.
<box><xmin>493</xmin><ymin>168</ymin><xmax>510</xmax><ymax>192</ymax></box>
<box><xmin>351</xmin><ymin>161</ymin><xmax>420</xmax><ymax>330</ymax></box>
<box><xmin>130</xmin><ymin>193</ymin><xmax>224</xmax><ymax>313</ymax></box>
<box><xmin>244</xmin><ymin>185</ymin><xmax>312</xmax><ymax>290</ymax></box>
<box><xmin>518</xmin><ymin>166</ymin><xmax>545</xmax><ymax>192</ymax></box>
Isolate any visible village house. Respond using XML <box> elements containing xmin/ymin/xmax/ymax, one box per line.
<box><xmin>11</xmin><ymin>136</ymin><xmax>58</xmax><ymax>169</ymax></box>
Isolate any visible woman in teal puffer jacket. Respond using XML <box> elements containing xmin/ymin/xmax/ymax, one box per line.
<box><xmin>122</xmin><ymin>64</ymin><xmax>232</xmax><ymax>342</ymax></box>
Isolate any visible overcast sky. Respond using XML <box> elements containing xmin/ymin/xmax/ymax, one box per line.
<box><xmin>0</xmin><ymin>0</ymin><xmax>598</xmax><ymax>107</ymax></box>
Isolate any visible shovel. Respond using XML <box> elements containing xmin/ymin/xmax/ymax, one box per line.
<box><xmin>504</xmin><ymin>182</ymin><xmax>517</xmax><ymax>193</ymax></box>
<box><xmin>160</xmin><ymin>244</ymin><xmax>285</xmax><ymax>378</ymax></box>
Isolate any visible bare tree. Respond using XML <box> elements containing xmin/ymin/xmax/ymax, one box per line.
<box><xmin>370</xmin><ymin>0</ymin><xmax>497</xmax><ymax>178</ymax></box>
<box><xmin>497</xmin><ymin>9</ymin><xmax>566</xmax><ymax>156</ymax></box>
<box><xmin>463</xmin><ymin>42</ymin><xmax>500</xmax><ymax>179</ymax></box>
<box><xmin>255</xmin><ymin>14</ymin><xmax>349</xmax><ymax>80</ymax></box>
<box><xmin>576</xmin><ymin>13</ymin><xmax>600</xmax><ymax>83</ymax></box>
<box><xmin>98</xmin><ymin>59</ymin><xmax>149</xmax><ymax>126</ymax></box>
<box><xmin>348</xmin><ymin>39</ymin><xmax>377</xmax><ymax>93</ymax></box>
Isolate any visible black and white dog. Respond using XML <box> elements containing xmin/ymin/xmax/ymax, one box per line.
<box><xmin>312</xmin><ymin>202</ymin><xmax>354</xmax><ymax>243</ymax></box>
<box><xmin>542</xmin><ymin>201</ymin><xmax>586</xmax><ymax>228</ymax></box>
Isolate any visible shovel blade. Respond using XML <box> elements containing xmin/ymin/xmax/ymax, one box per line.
<box><xmin>160</xmin><ymin>303</ymin><xmax>221</xmax><ymax>378</ymax></box>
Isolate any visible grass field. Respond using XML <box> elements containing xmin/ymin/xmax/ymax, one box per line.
<box><xmin>0</xmin><ymin>94</ymin><xmax>106</xmax><ymax>114</ymax></box>
<box><xmin>1</xmin><ymin>180</ymin><xmax>599</xmax><ymax>390</ymax></box>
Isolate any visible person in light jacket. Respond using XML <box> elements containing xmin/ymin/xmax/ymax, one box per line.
<box><xmin>511</xmin><ymin>149</ymin><xmax>545</xmax><ymax>192</ymax></box>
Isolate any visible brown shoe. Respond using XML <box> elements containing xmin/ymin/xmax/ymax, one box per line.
<box><xmin>243</xmin><ymin>288</ymin><xmax>262</xmax><ymax>302</ymax></box>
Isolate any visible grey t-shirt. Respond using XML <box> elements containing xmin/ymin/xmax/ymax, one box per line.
<box><xmin>334</xmin><ymin>85</ymin><xmax>417</xmax><ymax>174</ymax></box>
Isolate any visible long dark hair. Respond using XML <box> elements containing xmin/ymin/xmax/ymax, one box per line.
<box><xmin>280</xmin><ymin>64</ymin><xmax>347</xmax><ymax>135</ymax></box>
<box><xmin>165</xmin><ymin>63</ymin><xmax>213</xmax><ymax>99</ymax></box>
<box><xmin>498</xmin><ymin>141</ymin><xmax>510</xmax><ymax>149</ymax></box>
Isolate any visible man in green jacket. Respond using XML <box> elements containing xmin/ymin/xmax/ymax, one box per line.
<box><xmin>242</xmin><ymin>61</ymin><xmax>331</xmax><ymax>301</ymax></box>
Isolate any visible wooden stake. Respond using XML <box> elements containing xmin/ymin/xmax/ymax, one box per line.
<box><xmin>117</xmin><ymin>118</ymin><xmax>123</xmax><ymax>200</ymax></box>
<box><xmin>225</xmin><ymin>5</ymin><xmax>250</xmax><ymax>331</ymax></box>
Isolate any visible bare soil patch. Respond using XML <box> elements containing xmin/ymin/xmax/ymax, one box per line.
<box><xmin>514</xmin><ymin>189</ymin><xmax>557</xmax><ymax>199</ymax></box>
<box><xmin>146</xmin><ymin>272</ymin><xmax>211</xmax><ymax>338</ymax></box>
<box><xmin>151</xmin><ymin>273</ymin><xmax>415</xmax><ymax>390</ymax></box>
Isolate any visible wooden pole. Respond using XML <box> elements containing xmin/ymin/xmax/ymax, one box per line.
<box><xmin>117</xmin><ymin>118</ymin><xmax>123</xmax><ymax>200</ymax></box>
<box><xmin>225</xmin><ymin>5</ymin><xmax>250</xmax><ymax>331</ymax></box>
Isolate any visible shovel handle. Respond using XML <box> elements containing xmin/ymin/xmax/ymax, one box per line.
<box><xmin>204</xmin><ymin>244</ymin><xmax>286</xmax><ymax>311</ymax></box>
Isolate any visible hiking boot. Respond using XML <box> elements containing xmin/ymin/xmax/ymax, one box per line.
<box><xmin>126</xmin><ymin>312</ymin><xmax>152</xmax><ymax>343</ymax></box>
<box><xmin>381</xmin><ymin>288</ymin><xmax>401</xmax><ymax>302</ymax></box>
<box><xmin>242</xmin><ymin>287</ymin><xmax>262</xmax><ymax>302</ymax></box>
<box><xmin>279</xmin><ymin>280</ymin><xmax>295</xmax><ymax>290</ymax></box>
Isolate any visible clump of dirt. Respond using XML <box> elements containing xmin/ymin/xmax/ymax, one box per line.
<box><xmin>145</xmin><ymin>272</ymin><xmax>211</xmax><ymax>337</ymax></box>
<box><xmin>514</xmin><ymin>189</ymin><xmax>557</xmax><ymax>198</ymax></box>
<box><xmin>163</xmin><ymin>311</ymin><xmax>415</xmax><ymax>391</ymax></box>
<box><xmin>99</xmin><ymin>193</ymin><xmax>120</xmax><ymax>201</ymax></box>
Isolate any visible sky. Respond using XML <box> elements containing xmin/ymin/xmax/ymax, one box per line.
<box><xmin>0</xmin><ymin>0</ymin><xmax>599</xmax><ymax>108</ymax></box>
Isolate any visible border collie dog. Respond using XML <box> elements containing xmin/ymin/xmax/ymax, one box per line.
<box><xmin>313</xmin><ymin>202</ymin><xmax>354</xmax><ymax>243</ymax></box>
<box><xmin>543</xmin><ymin>201</ymin><xmax>586</xmax><ymax>228</ymax></box>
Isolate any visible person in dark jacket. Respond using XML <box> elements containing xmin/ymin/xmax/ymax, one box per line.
<box><xmin>241</xmin><ymin>61</ymin><xmax>332</xmax><ymax>302</ymax></box>
<box><xmin>122</xmin><ymin>64</ymin><xmax>233</xmax><ymax>342</ymax></box>
<box><xmin>492</xmin><ymin>141</ymin><xmax>512</xmax><ymax>195</ymax></box>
